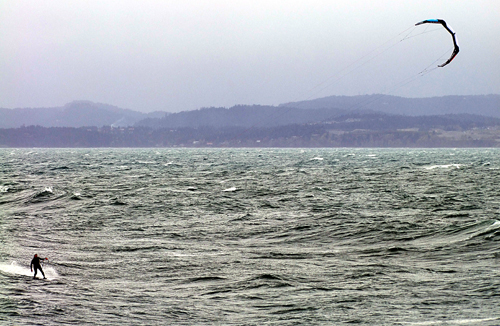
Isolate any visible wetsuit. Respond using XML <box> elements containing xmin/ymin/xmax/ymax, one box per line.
<box><xmin>30</xmin><ymin>256</ymin><xmax>46</xmax><ymax>279</ymax></box>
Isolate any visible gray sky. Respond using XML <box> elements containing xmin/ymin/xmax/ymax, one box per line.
<box><xmin>1</xmin><ymin>0</ymin><xmax>499</xmax><ymax>112</ymax></box>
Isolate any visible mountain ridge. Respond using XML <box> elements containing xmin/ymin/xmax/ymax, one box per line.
<box><xmin>1</xmin><ymin>94</ymin><xmax>498</xmax><ymax>129</ymax></box>
<box><xmin>280</xmin><ymin>94</ymin><xmax>500</xmax><ymax>117</ymax></box>
<box><xmin>0</xmin><ymin>101</ymin><xmax>166</xmax><ymax>128</ymax></box>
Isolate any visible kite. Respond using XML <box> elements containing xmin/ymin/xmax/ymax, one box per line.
<box><xmin>415</xmin><ymin>19</ymin><xmax>459</xmax><ymax>67</ymax></box>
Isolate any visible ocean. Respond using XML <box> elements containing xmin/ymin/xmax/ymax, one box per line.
<box><xmin>1</xmin><ymin>148</ymin><xmax>500</xmax><ymax>325</ymax></box>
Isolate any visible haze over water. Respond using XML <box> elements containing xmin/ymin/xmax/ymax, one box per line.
<box><xmin>1</xmin><ymin>148</ymin><xmax>500</xmax><ymax>325</ymax></box>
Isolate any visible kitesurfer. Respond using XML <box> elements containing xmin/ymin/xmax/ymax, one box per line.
<box><xmin>30</xmin><ymin>254</ymin><xmax>48</xmax><ymax>279</ymax></box>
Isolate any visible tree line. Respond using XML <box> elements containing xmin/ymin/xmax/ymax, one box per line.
<box><xmin>1</xmin><ymin>124</ymin><xmax>498</xmax><ymax>148</ymax></box>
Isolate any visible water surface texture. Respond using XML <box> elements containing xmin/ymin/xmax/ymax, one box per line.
<box><xmin>1</xmin><ymin>148</ymin><xmax>500</xmax><ymax>325</ymax></box>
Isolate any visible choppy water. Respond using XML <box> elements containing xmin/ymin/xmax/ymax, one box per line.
<box><xmin>1</xmin><ymin>148</ymin><xmax>500</xmax><ymax>325</ymax></box>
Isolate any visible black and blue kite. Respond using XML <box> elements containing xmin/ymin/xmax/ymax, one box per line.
<box><xmin>415</xmin><ymin>19</ymin><xmax>459</xmax><ymax>67</ymax></box>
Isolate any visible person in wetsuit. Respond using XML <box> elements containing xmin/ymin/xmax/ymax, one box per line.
<box><xmin>30</xmin><ymin>254</ymin><xmax>48</xmax><ymax>279</ymax></box>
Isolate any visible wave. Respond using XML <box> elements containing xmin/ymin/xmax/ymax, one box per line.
<box><xmin>406</xmin><ymin>317</ymin><xmax>500</xmax><ymax>325</ymax></box>
<box><xmin>70</xmin><ymin>192</ymin><xmax>83</xmax><ymax>200</ymax></box>
<box><xmin>423</xmin><ymin>164</ymin><xmax>462</xmax><ymax>170</ymax></box>
<box><xmin>49</xmin><ymin>166</ymin><xmax>71</xmax><ymax>171</ymax></box>
<box><xmin>33</xmin><ymin>186</ymin><xmax>53</xmax><ymax>198</ymax></box>
<box><xmin>412</xmin><ymin>220</ymin><xmax>500</xmax><ymax>248</ymax></box>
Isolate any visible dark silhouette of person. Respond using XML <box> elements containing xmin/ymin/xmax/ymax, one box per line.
<box><xmin>30</xmin><ymin>254</ymin><xmax>48</xmax><ymax>279</ymax></box>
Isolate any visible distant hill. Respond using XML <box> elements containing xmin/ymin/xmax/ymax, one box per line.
<box><xmin>3</xmin><ymin>112</ymin><xmax>500</xmax><ymax>148</ymax></box>
<box><xmin>280</xmin><ymin>94</ymin><xmax>500</xmax><ymax>117</ymax></box>
<box><xmin>320</xmin><ymin>112</ymin><xmax>500</xmax><ymax>131</ymax></box>
<box><xmin>3</xmin><ymin>98</ymin><xmax>500</xmax><ymax>148</ymax></box>
<box><xmin>2</xmin><ymin>95</ymin><xmax>499</xmax><ymax>130</ymax></box>
<box><xmin>135</xmin><ymin>94</ymin><xmax>500</xmax><ymax>129</ymax></box>
<box><xmin>135</xmin><ymin>105</ymin><xmax>358</xmax><ymax>129</ymax></box>
<box><xmin>0</xmin><ymin>101</ymin><xmax>167</xmax><ymax>128</ymax></box>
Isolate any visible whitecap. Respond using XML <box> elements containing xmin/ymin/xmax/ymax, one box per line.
<box><xmin>491</xmin><ymin>220</ymin><xmax>500</xmax><ymax>227</ymax></box>
<box><xmin>70</xmin><ymin>192</ymin><xmax>82</xmax><ymax>200</ymax></box>
<box><xmin>423</xmin><ymin>164</ymin><xmax>462</xmax><ymax>170</ymax></box>
<box><xmin>406</xmin><ymin>317</ymin><xmax>499</xmax><ymax>325</ymax></box>
<box><xmin>484</xmin><ymin>220</ymin><xmax>500</xmax><ymax>238</ymax></box>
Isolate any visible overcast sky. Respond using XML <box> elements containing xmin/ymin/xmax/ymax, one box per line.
<box><xmin>1</xmin><ymin>0</ymin><xmax>499</xmax><ymax>112</ymax></box>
